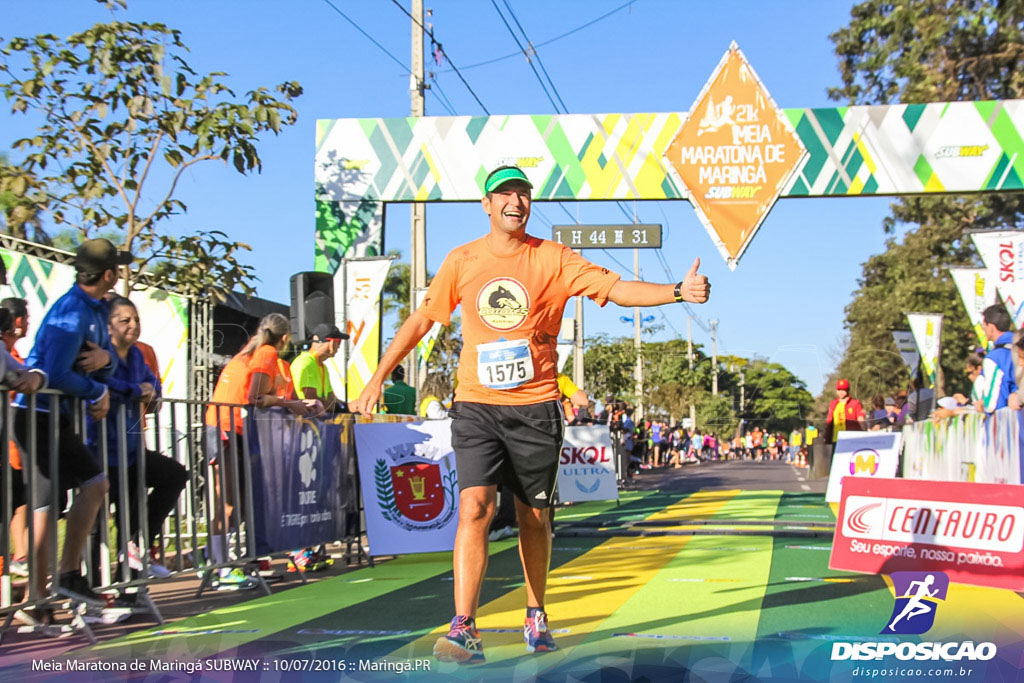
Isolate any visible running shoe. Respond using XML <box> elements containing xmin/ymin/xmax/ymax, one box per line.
<box><xmin>524</xmin><ymin>608</ymin><xmax>558</xmax><ymax>653</ymax></box>
<box><xmin>56</xmin><ymin>571</ymin><xmax>107</xmax><ymax>607</ymax></box>
<box><xmin>433</xmin><ymin>615</ymin><xmax>484</xmax><ymax>664</ymax></box>
<box><xmin>8</xmin><ymin>557</ymin><xmax>29</xmax><ymax>578</ymax></box>
<box><xmin>287</xmin><ymin>550</ymin><xmax>310</xmax><ymax>573</ymax></box>
<box><xmin>211</xmin><ymin>568</ymin><xmax>256</xmax><ymax>591</ymax></box>
<box><xmin>488</xmin><ymin>525</ymin><xmax>517</xmax><ymax>541</ymax></box>
<box><xmin>81</xmin><ymin>604</ymin><xmax>133</xmax><ymax>625</ymax></box>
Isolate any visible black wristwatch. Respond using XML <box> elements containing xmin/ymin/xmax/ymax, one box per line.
<box><xmin>673</xmin><ymin>281</ymin><xmax>684</xmax><ymax>303</ymax></box>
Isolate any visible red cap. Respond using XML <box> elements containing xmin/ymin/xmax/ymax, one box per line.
<box><xmin>836</xmin><ymin>379</ymin><xmax>850</xmax><ymax>391</ymax></box>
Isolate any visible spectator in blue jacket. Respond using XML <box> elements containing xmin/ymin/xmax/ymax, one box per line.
<box><xmin>979</xmin><ymin>304</ymin><xmax>1017</xmax><ymax>413</ymax></box>
<box><xmin>88</xmin><ymin>297</ymin><xmax>188</xmax><ymax>581</ymax></box>
<box><xmin>13</xmin><ymin>238</ymin><xmax>130</xmax><ymax>609</ymax></box>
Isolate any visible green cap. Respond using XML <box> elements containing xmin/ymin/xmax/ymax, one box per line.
<box><xmin>484</xmin><ymin>166</ymin><xmax>533</xmax><ymax>194</ymax></box>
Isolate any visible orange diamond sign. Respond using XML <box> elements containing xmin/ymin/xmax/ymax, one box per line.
<box><xmin>666</xmin><ymin>43</ymin><xmax>806</xmax><ymax>269</ymax></box>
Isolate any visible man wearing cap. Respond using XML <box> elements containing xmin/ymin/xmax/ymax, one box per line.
<box><xmin>290</xmin><ymin>323</ymin><xmax>349</xmax><ymax>414</ymax></box>
<box><xmin>824</xmin><ymin>379</ymin><xmax>866</xmax><ymax>443</ymax></box>
<box><xmin>13</xmin><ymin>238</ymin><xmax>130</xmax><ymax>608</ymax></box>
<box><xmin>351</xmin><ymin>165</ymin><xmax>710</xmax><ymax>663</ymax></box>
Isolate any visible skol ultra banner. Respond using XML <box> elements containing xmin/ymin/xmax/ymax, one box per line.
<box><xmin>949</xmin><ymin>266</ymin><xmax>998</xmax><ymax>349</ymax></box>
<box><xmin>324</xmin><ymin>257</ymin><xmax>391</xmax><ymax>404</ymax></box>
<box><xmin>825</xmin><ymin>431</ymin><xmax>902</xmax><ymax>503</ymax></box>
<box><xmin>907</xmin><ymin>313</ymin><xmax>943</xmax><ymax>388</ymax></box>
<box><xmin>557</xmin><ymin>426</ymin><xmax>619</xmax><ymax>503</ymax></box>
<box><xmin>970</xmin><ymin>230</ymin><xmax>1024</xmax><ymax>328</ymax></box>
<box><xmin>892</xmin><ymin>330</ymin><xmax>920</xmax><ymax>376</ymax></box>
<box><xmin>354</xmin><ymin>419</ymin><xmax>459</xmax><ymax>556</ymax></box>
<box><xmin>247</xmin><ymin>409</ymin><xmax>346</xmax><ymax>555</ymax></box>
<box><xmin>830</xmin><ymin>476</ymin><xmax>1024</xmax><ymax>591</ymax></box>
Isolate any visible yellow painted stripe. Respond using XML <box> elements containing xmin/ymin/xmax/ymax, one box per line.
<box><xmin>388</xmin><ymin>490</ymin><xmax>740</xmax><ymax>670</ymax></box>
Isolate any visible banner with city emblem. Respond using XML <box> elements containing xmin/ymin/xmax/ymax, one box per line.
<box><xmin>247</xmin><ymin>409</ymin><xmax>346</xmax><ymax>555</ymax></box>
<box><xmin>558</xmin><ymin>426</ymin><xmax>619</xmax><ymax>503</ymax></box>
<box><xmin>969</xmin><ymin>230</ymin><xmax>1024</xmax><ymax>328</ymax></box>
<box><xmin>354</xmin><ymin>419</ymin><xmax>459</xmax><ymax>556</ymax></box>
<box><xmin>949</xmin><ymin>266</ymin><xmax>998</xmax><ymax>349</ymax></box>
<box><xmin>906</xmin><ymin>313</ymin><xmax>943</xmax><ymax>389</ymax></box>
<box><xmin>825</xmin><ymin>431</ymin><xmax>902</xmax><ymax>503</ymax></box>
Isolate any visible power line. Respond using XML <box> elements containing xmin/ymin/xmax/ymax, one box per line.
<box><xmin>320</xmin><ymin>0</ymin><xmax>409</xmax><ymax>74</ymax></box>
<box><xmin>489</xmin><ymin>0</ymin><xmax>563</xmax><ymax>113</ymax></box>
<box><xmin>448</xmin><ymin>0</ymin><xmax>641</xmax><ymax>72</ymax></box>
<box><xmin>501</xmin><ymin>0</ymin><xmax>569</xmax><ymax>113</ymax></box>
<box><xmin>388</xmin><ymin>0</ymin><xmax>490</xmax><ymax>114</ymax></box>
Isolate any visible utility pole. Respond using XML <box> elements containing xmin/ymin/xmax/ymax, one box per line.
<box><xmin>409</xmin><ymin>0</ymin><xmax>428</xmax><ymax>391</ymax></box>
<box><xmin>710</xmin><ymin>318</ymin><xmax>719</xmax><ymax>396</ymax></box>
<box><xmin>686</xmin><ymin>316</ymin><xmax>694</xmax><ymax>371</ymax></box>
<box><xmin>634</xmin><ymin>246</ymin><xmax>643</xmax><ymax>420</ymax></box>
<box><xmin>738</xmin><ymin>369</ymin><xmax>745</xmax><ymax>437</ymax></box>
<box><xmin>573</xmin><ymin>295</ymin><xmax>584</xmax><ymax>389</ymax></box>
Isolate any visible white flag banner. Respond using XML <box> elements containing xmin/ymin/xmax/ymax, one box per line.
<box><xmin>970</xmin><ymin>230</ymin><xmax>1024</xmax><ymax>328</ymax></box>
<box><xmin>891</xmin><ymin>330</ymin><xmax>920</xmax><ymax>376</ymax></box>
<box><xmin>354</xmin><ymin>419</ymin><xmax>459</xmax><ymax>556</ymax></box>
<box><xmin>325</xmin><ymin>258</ymin><xmax>392</xmax><ymax>403</ymax></box>
<box><xmin>906</xmin><ymin>313</ymin><xmax>943</xmax><ymax>389</ymax></box>
<box><xmin>557</xmin><ymin>426</ymin><xmax>619</xmax><ymax>503</ymax></box>
<box><xmin>949</xmin><ymin>267</ymin><xmax>998</xmax><ymax>349</ymax></box>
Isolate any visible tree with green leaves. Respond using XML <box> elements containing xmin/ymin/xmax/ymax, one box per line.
<box><xmin>0</xmin><ymin>9</ymin><xmax>302</xmax><ymax>300</ymax></box>
<box><xmin>825</xmin><ymin>0</ymin><xmax>1024</xmax><ymax>409</ymax></box>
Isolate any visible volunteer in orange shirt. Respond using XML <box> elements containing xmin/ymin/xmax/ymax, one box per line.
<box><xmin>204</xmin><ymin>312</ymin><xmax>315</xmax><ymax>589</ymax></box>
<box><xmin>352</xmin><ymin>165</ymin><xmax>711</xmax><ymax>663</ymax></box>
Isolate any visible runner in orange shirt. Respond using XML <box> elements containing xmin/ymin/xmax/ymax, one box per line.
<box><xmin>352</xmin><ymin>165</ymin><xmax>711</xmax><ymax>663</ymax></box>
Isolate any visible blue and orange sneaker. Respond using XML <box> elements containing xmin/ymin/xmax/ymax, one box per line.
<box><xmin>524</xmin><ymin>607</ymin><xmax>558</xmax><ymax>653</ymax></box>
<box><xmin>433</xmin><ymin>615</ymin><xmax>485</xmax><ymax>664</ymax></box>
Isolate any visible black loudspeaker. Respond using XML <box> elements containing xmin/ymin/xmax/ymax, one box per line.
<box><xmin>290</xmin><ymin>271</ymin><xmax>335</xmax><ymax>341</ymax></box>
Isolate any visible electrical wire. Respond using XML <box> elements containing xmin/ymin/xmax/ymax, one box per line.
<box><xmin>490</xmin><ymin>0</ymin><xmax>563</xmax><ymax>113</ymax></box>
<box><xmin>501</xmin><ymin>0</ymin><xmax>569</xmax><ymax>113</ymax></box>
<box><xmin>388</xmin><ymin>0</ymin><xmax>491</xmax><ymax>114</ymax></box>
<box><xmin>320</xmin><ymin>0</ymin><xmax>409</xmax><ymax>74</ymax></box>
<box><xmin>450</xmin><ymin>0</ymin><xmax>641</xmax><ymax>72</ymax></box>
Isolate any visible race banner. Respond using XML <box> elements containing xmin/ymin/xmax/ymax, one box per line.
<box><xmin>970</xmin><ymin>229</ymin><xmax>1024</xmax><ymax>328</ymax></box>
<box><xmin>414</xmin><ymin>287</ymin><xmax>442</xmax><ymax>381</ymax></box>
<box><xmin>247</xmin><ymin>409</ymin><xmax>347</xmax><ymax>555</ymax></box>
<box><xmin>891</xmin><ymin>330</ymin><xmax>920</xmax><ymax>376</ymax></box>
<box><xmin>830</xmin><ymin>477</ymin><xmax>1024</xmax><ymax>591</ymax></box>
<box><xmin>558</xmin><ymin>426</ymin><xmax>619</xmax><ymax>503</ymax></box>
<box><xmin>906</xmin><ymin>313</ymin><xmax>942</xmax><ymax>388</ymax></box>
<box><xmin>325</xmin><ymin>257</ymin><xmax>392</xmax><ymax>405</ymax></box>
<box><xmin>949</xmin><ymin>266</ymin><xmax>997</xmax><ymax>349</ymax></box>
<box><xmin>825</xmin><ymin>431</ymin><xmax>902</xmax><ymax>503</ymax></box>
<box><xmin>354</xmin><ymin>419</ymin><xmax>459</xmax><ymax>556</ymax></box>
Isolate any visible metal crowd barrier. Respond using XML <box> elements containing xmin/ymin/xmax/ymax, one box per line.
<box><xmin>0</xmin><ymin>388</ymin><xmax>317</xmax><ymax>644</ymax></box>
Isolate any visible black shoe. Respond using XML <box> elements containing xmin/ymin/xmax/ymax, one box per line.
<box><xmin>56</xmin><ymin>571</ymin><xmax>107</xmax><ymax>607</ymax></box>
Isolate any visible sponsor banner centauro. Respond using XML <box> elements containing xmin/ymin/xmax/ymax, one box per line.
<box><xmin>970</xmin><ymin>229</ymin><xmax>1024</xmax><ymax>328</ymax></box>
<box><xmin>830</xmin><ymin>477</ymin><xmax>1024</xmax><ymax>591</ymax></box>
<box><xmin>354</xmin><ymin>419</ymin><xmax>459</xmax><ymax>556</ymax></box>
<box><xmin>948</xmin><ymin>267</ymin><xmax>998</xmax><ymax>349</ymax></box>
<box><xmin>824</xmin><ymin>431</ymin><xmax>902</xmax><ymax>504</ymax></box>
<box><xmin>906</xmin><ymin>313</ymin><xmax>943</xmax><ymax>389</ymax></box>
<box><xmin>557</xmin><ymin>426</ymin><xmax>619</xmax><ymax>503</ymax></box>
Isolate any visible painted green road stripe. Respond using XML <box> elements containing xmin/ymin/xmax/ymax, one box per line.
<box><xmin>79</xmin><ymin>490</ymin><xmax>664</xmax><ymax>661</ymax></box>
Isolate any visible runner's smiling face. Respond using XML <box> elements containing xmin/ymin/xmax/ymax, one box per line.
<box><xmin>482</xmin><ymin>181</ymin><xmax>532</xmax><ymax>234</ymax></box>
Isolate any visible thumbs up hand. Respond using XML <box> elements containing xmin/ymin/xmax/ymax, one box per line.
<box><xmin>680</xmin><ymin>257</ymin><xmax>710</xmax><ymax>304</ymax></box>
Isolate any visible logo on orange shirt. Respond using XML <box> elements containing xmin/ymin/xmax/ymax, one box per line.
<box><xmin>476</xmin><ymin>278</ymin><xmax>530</xmax><ymax>331</ymax></box>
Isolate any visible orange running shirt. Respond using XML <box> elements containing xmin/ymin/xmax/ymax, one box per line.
<box><xmin>419</xmin><ymin>235</ymin><xmax>620</xmax><ymax>405</ymax></box>
<box><xmin>205</xmin><ymin>345</ymin><xmax>283</xmax><ymax>432</ymax></box>
<box><xmin>8</xmin><ymin>347</ymin><xmax>24</xmax><ymax>470</ymax></box>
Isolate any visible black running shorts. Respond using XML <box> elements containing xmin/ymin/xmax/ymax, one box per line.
<box><xmin>449</xmin><ymin>400</ymin><xmax>564</xmax><ymax>509</ymax></box>
<box><xmin>13</xmin><ymin>408</ymin><xmax>106</xmax><ymax>509</ymax></box>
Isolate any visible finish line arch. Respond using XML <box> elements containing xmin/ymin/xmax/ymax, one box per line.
<box><xmin>313</xmin><ymin>43</ymin><xmax>1024</xmax><ymax>392</ymax></box>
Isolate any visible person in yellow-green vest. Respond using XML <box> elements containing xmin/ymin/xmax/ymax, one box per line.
<box><xmin>419</xmin><ymin>373</ymin><xmax>452</xmax><ymax>419</ymax></box>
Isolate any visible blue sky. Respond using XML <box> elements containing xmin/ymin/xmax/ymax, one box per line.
<box><xmin>0</xmin><ymin>0</ymin><xmax>898</xmax><ymax>395</ymax></box>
